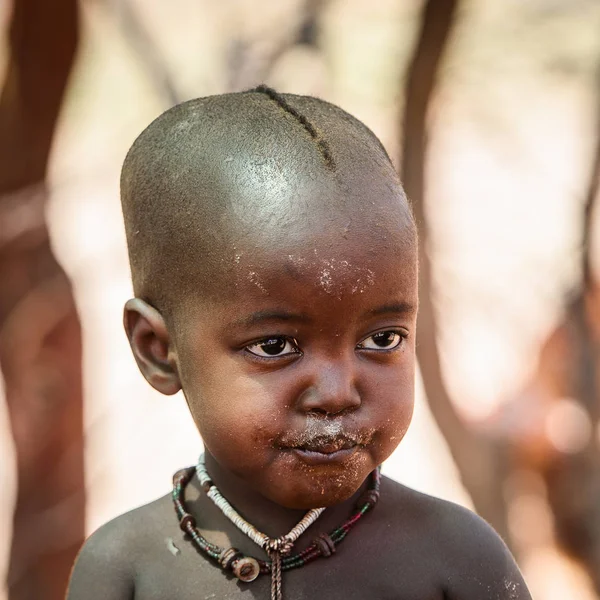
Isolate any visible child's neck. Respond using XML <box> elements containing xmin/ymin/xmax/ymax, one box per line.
<box><xmin>200</xmin><ymin>451</ymin><xmax>363</xmax><ymax>541</ymax></box>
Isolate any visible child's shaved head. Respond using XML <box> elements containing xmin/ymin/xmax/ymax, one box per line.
<box><xmin>120</xmin><ymin>87</ymin><xmax>414</xmax><ymax>317</ymax></box>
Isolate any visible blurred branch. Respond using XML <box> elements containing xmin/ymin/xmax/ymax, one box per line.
<box><xmin>400</xmin><ymin>0</ymin><xmax>466</xmax><ymax>475</ymax></box>
<box><xmin>400</xmin><ymin>0</ymin><xmax>512</xmax><ymax>543</ymax></box>
<box><xmin>581</xmin><ymin>65</ymin><xmax>600</xmax><ymax>290</ymax></box>
<box><xmin>112</xmin><ymin>0</ymin><xmax>326</xmax><ymax>101</ymax></box>
<box><xmin>401</xmin><ymin>0</ymin><xmax>463</xmax><ymax>449</ymax></box>
<box><xmin>227</xmin><ymin>0</ymin><xmax>327</xmax><ymax>91</ymax></box>
<box><xmin>0</xmin><ymin>1</ymin><xmax>85</xmax><ymax>599</ymax></box>
<box><xmin>111</xmin><ymin>0</ymin><xmax>182</xmax><ymax>106</ymax></box>
<box><xmin>0</xmin><ymin>0</ymin><xmax>77</xmax><ymax>191</ymax></box>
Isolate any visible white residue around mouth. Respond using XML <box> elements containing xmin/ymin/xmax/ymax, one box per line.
<box><xmin>279</xmin><ymin>414</ymin><xmax>374</xmax><ymax>448</ymax></box>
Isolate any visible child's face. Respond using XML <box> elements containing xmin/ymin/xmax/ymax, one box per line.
<box><xmin>170</xmin><ymin>206</ymin><xmax>418</xmax><ymax>510</ymax></box>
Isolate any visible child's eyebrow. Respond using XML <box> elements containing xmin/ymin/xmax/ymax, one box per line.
<box><xmin>234</xmin><ymin>310</ymin><xmax>313</xmax><ymax>328</ymax></box>
<box><xmin>234</xmin><ymin>304</ymin><xmax>415</xmax><ymax>328</ymax></box>
<box><xmin>364</xmin><ymin>302</ymin><xmax>416</xmax><ymax>319</ymax></box>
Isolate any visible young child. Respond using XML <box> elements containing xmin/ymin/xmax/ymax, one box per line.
<box><xmin>67</xmin><ymin>86</ymin><xmax>532</xmax><ymax>599</ymax></box>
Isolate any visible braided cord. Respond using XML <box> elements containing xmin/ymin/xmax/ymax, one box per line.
<box><xmin>270</xmin><ymin>550</ymin><xmax>283</xmax><ymax>600</ymax></box>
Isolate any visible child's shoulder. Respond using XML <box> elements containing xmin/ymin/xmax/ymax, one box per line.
<box><xmin>380</xmin><ymin>474</ymin><xmax>496</xmax><ymax>538</ymax></box>
<box><xmin>77</xmin><ymin>492</ymin><xmax>174</xmax><ymax>557</ymax></box>
<box><xmin>374</xmin><ymin>476</ymin><xmax>531</xmax><ymax>599</ymax></box>
<box><xmin>378</xmin><ymin>475</ymin><xmax>510</xmax><ymax>560</ymax></box>
<box><xmin>66</xmin><ymin>493</ymin><xmax>174</xmax><ymax>599</ymax></box>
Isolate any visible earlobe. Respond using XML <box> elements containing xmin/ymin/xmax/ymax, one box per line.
<box><xmin>123</xmin><ymin>298</ymin><xmax>182</xmax><ymax>395</ymax></box>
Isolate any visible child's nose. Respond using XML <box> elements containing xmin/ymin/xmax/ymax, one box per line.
<box><xmin>297</xmin><ymin>359</ymin><xmax>361</xmax><ymax>415</ymax></box>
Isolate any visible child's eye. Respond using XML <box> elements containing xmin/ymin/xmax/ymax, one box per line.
<box><xmin>357</xmin><ymin>330</ymin><xmax>405</xmax><ymax>351</ymax></box>
<box><xmin>246</xmin><ymin>337</ymin><xmax>300</xmax><ymax>358</ymax></box>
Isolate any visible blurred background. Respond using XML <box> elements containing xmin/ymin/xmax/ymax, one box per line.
<box><xmin>1</xmin><ymin>0</ymin><xmax>600</xmax><ymax>598</ymax></box>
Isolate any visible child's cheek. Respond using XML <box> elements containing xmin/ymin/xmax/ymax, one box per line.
<box><xmin>379</xmin><ymin>398</ymin><xmax>414</xmax><ymax>457</ymax></box>
<box><xmin>190</xmin><ymin>385</ymin><xmax>277</xmax><ymax>461</ymax></box>
<box><xmin>369</xmin><ymin>372</ymin><xmax>415</xmax><ymax>459</ymax></box>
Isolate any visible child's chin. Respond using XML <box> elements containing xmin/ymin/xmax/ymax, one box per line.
<box><xmin>263</xmin><ymin>469</ymin><xmax>368</xmax><ymax>510</ymax></box>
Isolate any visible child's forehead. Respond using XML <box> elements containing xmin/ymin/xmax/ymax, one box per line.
<box><xmin>229</xmin><ymin>155</ymin><xmax>410</xmax><ymax>234</ymax></box>
<box><xmin>225</xmin><ymin>188</ymin><xmax>412</xmax><ymax>262</ymax></box>
<box><xmin>216</xmin><ymin>212</ymin><xmax>417</xmax><ymax>304</ymax></box>
<box><xmin>175</xmin><ymin>169</ymin><xmax>416</xmax><ymax>302</ymax></box>
<box><xmin>250</xmin><ymin>252</ymin><xmax>379</xmax><ymax>298</ymax></box>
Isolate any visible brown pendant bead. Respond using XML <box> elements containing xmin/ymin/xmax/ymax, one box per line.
<box><xmin>313</xmin><ymin>533</ymin><xmax>336</xmax><ymax>557</ymax></box>
<box><xmin>359</xmin><ymin>489</ymin><xmax>380</xmax><ymax>507</ymax></box>
<box><xmin>232</xmin><ymin>556</ymin><xmax>260</xmax><ymax>582</ymax></box>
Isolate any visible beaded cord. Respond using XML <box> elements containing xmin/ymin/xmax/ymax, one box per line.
<box><xmin>172</xmin><ymin>464</ymin><xmax>381</xmax><ymax>575</ymax></box>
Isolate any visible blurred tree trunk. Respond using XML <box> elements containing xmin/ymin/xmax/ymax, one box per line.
<box><xmin>400</xmin><ymin>0</ymin><xmax>513</xmax><ymax>545</ymax></box>
<box><xmin>403</xmin><ymin>2</ymin><xmax>600</xmax><ymax>590</ymax></box>
<box><xmin>113</xmin><ymin>0</ymin><xmax>181</xmax><ymax>106</ymax></box>
<box><xmin>0</xmin><ymin>1</ymin><xmax>84</xmax><ymax>599</ymax></box>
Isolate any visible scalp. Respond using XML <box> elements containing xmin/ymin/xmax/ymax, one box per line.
<box><xmin>120</xmin><ymin>87</ymin><xmax>413</xmax><ymax>317</ymax></box>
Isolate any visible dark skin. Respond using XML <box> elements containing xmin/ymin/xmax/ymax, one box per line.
<box><xmin>68</xmin><ymin>164</ymin><xmax>531</xmax><ymax>599</ymax></box>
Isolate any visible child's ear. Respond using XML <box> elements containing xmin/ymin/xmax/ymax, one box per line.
<box><xmin>123</xmin><ymin>298</ymin><xmax>182</xmax><ymax>395</ymax></box>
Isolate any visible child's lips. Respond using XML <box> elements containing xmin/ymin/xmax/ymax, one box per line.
<box><xmin>299</xmin><ymin>438</ymin><xmax>356</xmax><ymax>453</ymax></box>
<box><xmin>290</xmin><ymin>444</ymin><xmax>358</xmax><ymax>464</ymax></box>
<box><xmin>283</xmin><ymin>437</ymin><xmax>361</xmax><ymax>464</ymax></box>
<box><xmin>277</xmin><ymin>422</ymin><xmax>374</xmax><ymax>465</ymax></box>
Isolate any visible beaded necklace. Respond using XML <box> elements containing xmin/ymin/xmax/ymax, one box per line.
<box><xmin>197</xmin><ymin>457</ymin><xmax>325</xmax><ymax>551</ymax></box>
<box><xmin>172</xmin><ymin>459</ymin><xmax>381</xmax><ymax>600</ymax></box>
<box><xmin>197</xmin><ymin>455</ymin><xmax>324</xmax><ymax>600</ymax></box>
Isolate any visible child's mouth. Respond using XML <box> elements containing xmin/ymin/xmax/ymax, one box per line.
<box><xmin>300</xmin><ymin>438</ymin><xmax>356</xmax><ymax>453</ymax></box>
<box><xmin>291</xmin><ymin>444</ymin><xmax>358</xmax><ymax>464</ymax></box>
<box><xmin>276</xmin><ymin>417</ymin><xmax>374</xmax><ymax>465</ymax></box>
<box><xmin>285</xmin><ymin>437</ymin><xmax>362</xmax><ymax>465</ymax></box>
